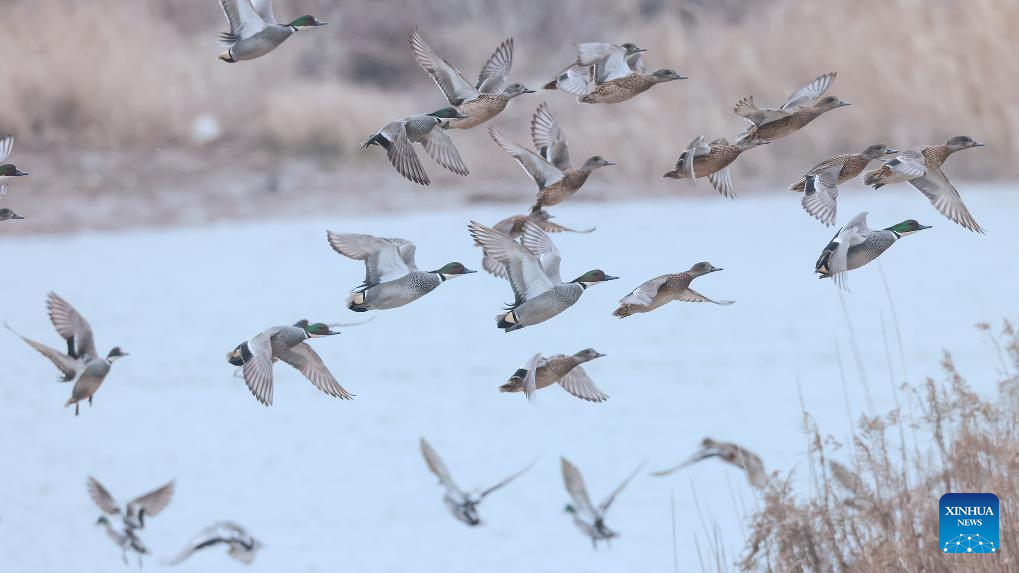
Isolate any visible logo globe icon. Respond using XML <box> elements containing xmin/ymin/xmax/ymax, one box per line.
<box><xmin>943</xmin><ymin>534</ymin><xmax>996</xmax><ymax>553</ymax></box>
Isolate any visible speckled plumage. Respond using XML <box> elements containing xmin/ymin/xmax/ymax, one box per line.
<box><xmin>790</xmin><ymin>144</ymin><xmax>898</xmax><ymax>226</ymax></box>
<box><xmin>736</xmin><ymin>103</ymin><xmax>842</xmax><ymax>143</ymax></box>
<box><xmin>499</xmin><ymin>349</ymin><xmax>609</xmax><ymax>403</ymax></box>
<box><xmin>814</xmin><ymin>212</ymin><xmax>930</xmax><ymax>288</ymax></box>
<box><xmin>447</xmin><ymin>94</ymin><xmax>511</xmax><ymax>129</ymax></box>
<box><xmin>580</xmin><ymin>72</ymin><xmax>659</xmax><ymax>104</ymax></box>
<box><xmin>663</xmin><ymin>137</ymin><xmax>766</xmax><ymax>198</ymax></box>
<box><xmin>613</xmin><ymin>263</ymin><xmax>733</xmax><ymax>318</ymax></box>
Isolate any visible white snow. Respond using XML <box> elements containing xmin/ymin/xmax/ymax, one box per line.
<box><xmin>1</xmin><ymin>187</ymin><xmax>1015</xmax><ymax>572</ymax></box>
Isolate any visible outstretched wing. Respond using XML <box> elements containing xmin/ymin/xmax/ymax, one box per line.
<box><xmin>87</xmin><ymin>476</ymin><xmax>122</xmax><ymax>516</ymax></box>
<box><xmin>218</xmin><ymin>0</ymin><xmax>265</xmax><ymax>43</ymax></box>
<box><xmin>127</xmin><ymin>480</ymin><xmax>175</xmax><ymax>521</ymax></box>
<box><xmin>489</xmin><ymin>126</ymin><xmax>564</xmax><ymax>189</ymax></box>
<box><xmin>708</xmin><ymin>167</ymin><xmax>735</xmax><ymax>199</ymax></box>
<box><xmin>519</xmin><ymin>220</ymin><xmax>562</xmax><ymax>283</ymax></box>
<box><xmin>469</xmin><ymin>221</ymin><xmax>556</xmax><ymax>306</ymax></box>
<box><xmin>409</xmin><ymin>28</ymin><xmax>480</xmax><ymax>106</ymax></box>
<box><xmin>530</xmin><ymin>103</ymin><xmax>572</xmax><ymax>170</ymax></box>
<box><xmin>478</xmin><ymin>458</ymin><xmax>536</xmax><ymax>499</ymax></box>
<box><xmin>46</xmin><ymin>292</ymin><xmax>97</xmax><ymax>360</ymax></box>
<box><xmin>241</xmin><ymin>329</ymin><xmax>276</xmax><ymax>406</ymax></box>
<box><xmin>676</xmin><ymin>288</ymin><xmax>735</xmax><ymax>305</ymax></box>
<box><xmin>801</xmin><ymin>165</ymin><xmax>841</xmax><ymax>227</ymax></box>
<box><xmin>249</xmin><ymin>0</ymin><xmax>276</xmax><ymax>24</ymax></box>
<box><xmin>278</xmin><ymin>342</ymin><xmax>354</xmax><ymax>400</ymax></box>
<box><xmin>826</xmin><ymin>212</ymin><xmax>870</xmax><ymax>290</ymax></box>
<box><xmin>598</xmin><ymin>462</ymin><xmax>643</xmax><ymax>513</ymax></box>
<box><xmin>420</xmin><ymin>128</ymin><xmax>469</xmax><ymax>176</ymax></box>
<box><xmin>476</xmin><ymin>38</ymin><xmax>514</xmax><ymax>93</ymax></box>
<box><xmin>420</xmin><ymin>438</ymin><xmax>465</xmax><ymax>497</ymax></box>
<box><xmin>557</xmin><ymin>366</ymin><xmax>609</xmax><ymax>402</ymax></box>
<box><xmin>327</xmin><ymin>232</ymin><xmax>414</xmax><ymax>287</ymax></box>
<box><xmin>619</xmin><ymin>275</ymin><xmax>668</xmax><ymax>306</ymax></box>
<box><xmin>560</xmin><ymin>458</ymin><xmax>598</xmax><ymax>519</ymax></box>
<box><xmin>781</xmin><ymin>72</ymin><xmax>836</xmax><ymax>110</ymax></box>
<box><xmin>6</xmin><ymin>324</ymin><xmax>79</xmax><ymax>381</ymax></box>
<box><xmin>907</xmin><ymin>168</ymin><xmax>984</xmax><ymax>233</ymax></box>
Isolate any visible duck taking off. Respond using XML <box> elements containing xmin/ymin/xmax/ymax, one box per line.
<box><xmin>227</xmin><ymin>321</ymin><xmax>353</xmax><ymax>406</ymax></box>
<box><xmin>862</xmin><ymin>136</ymin><xmax>986</xmax><ymax>232</ymax></box>
<box><xmin>164</xmin><ymin>522</ymin><xmax>262</xmax><ymax>566</ymax></box>
<box><xmin>361</xmin><ymin>107</ymin><xmax>469</xmax><ymax>186</ymax></box>
<box><xmin>614</xmin><ymin>263</ymin><xmax>734</xmax><ymax>318</ymax></box>
<box><xmin>409</xmin><ymin>28</ymin><xmax>533</xmax><ymax>129</ymax></box>
<box><xmin>544</xmin><ymin>42</ymin><xmax>685</xmax><ymax>104</ymax></box>
<box><xmin>814</xmin><ymin>212</ymin><xmax>931</xmax><ymax>289</ymax></box>
<box><xmin>500</xmin><ymin>349</ymin><xmax>609</xmax><ymax>403</ymax></box>
<box><xmin>490</xmin><ymin>104</ymin><xmax>614</xmax><ymax>212</ymax></box>
<box><xmin>468</xmin><ymin>220</ymin><xmax>617</xmax><ymax>332</ymax></box>
<box><xmin>663</xmin><ymin>135</ymin><xmax>768</xmax><ymax>198</ymax></box>
<box><xmin>561</xmin><ymin>458</ymin><xmax>642</xmax><ymax>548</ymax></box>
<box><xmin>217</xmin><ymin>0</ymin><xmax>326</xmax><ymax>62</ymax></box>
<box><xmin>327</xmin><ymin>232</ymin><xmax>475</xmax><ymax>312</ymax></box>
<box><xmin>420</xmin><ymin>438</ymin><xmax>534</xmax><ymax>526</ymax></box>
<box><xmin>7</xmin><ymin>292</ymin><xmax>127</xmax><ymax>415</ymax></box>
<box><xmin>734</xmin><ymin>73</ymin><xmax>849</xmax><ymax>143</ymax></box>
<box><xmin>789</xmin><ymin>144</ymin><xmax>899</xmax><ymax>226</ymax></box>
<box><xmin>0</xmin><ymin>135</ymin><xmax>28</xmax><ymax>198</ymax></box>
<box><xmin>652</xmin><ymin>438</ymin><xmax>768</xmax><ymax>490</ymax></box>
<box><xmin>88</xmin><ymin>476</ymin><xmax>176</xmax><ymax>532</ymax></box>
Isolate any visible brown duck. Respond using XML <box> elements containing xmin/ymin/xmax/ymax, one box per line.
<box><xmin>499</xmin><ymin>348</ymin><xmax>608</xmax><ymax>403</ymax></box>
<box><xmin>734</xmin><ymin>73</ymin><xmax>849</xmax><ymax>143</ymax></box>
<box><xmin>790</xmin><ymin>144</ymin><xmax>899</xmax><ymax>226</ymax></box>
<box><xmin>613</xmin><ymin>262</ymin><xmax>733</xmax><ymax>318</ymax></box>
<box><xmin>663</xmin><ymin>135</ymin><xmax>768</xmax><ymax>198</ymax></box>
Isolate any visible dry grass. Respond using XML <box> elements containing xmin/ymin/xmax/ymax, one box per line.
<box><xmin>0</xmin><ymin>0</ymin><xmax>1015</xmax><ymax>183</ymax></box>
<box><xmin>739</xmin><ymin>320</ymin><xmax>1019</xmax><ymax>572</ymax></box>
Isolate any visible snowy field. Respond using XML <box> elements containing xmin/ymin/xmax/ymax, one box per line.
<box><xmin>1</xmin><ymin>187</ymin><xmax>1016</xmax><ymax>572</ymax></box>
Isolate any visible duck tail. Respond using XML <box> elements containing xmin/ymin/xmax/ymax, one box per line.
<box><xmin>499</xmin><ymin>370</ymin><xmax>528</xmax><ymax>393</ymax></box>
<box><xmin>360</xmin><ymin>132</ymin><xmax>387</xmax><ymax>150</ymax></box>
<box><xmin>346</xmin><ymin>290</ymin><xmax>370</xmax><ymax>312</ymax></box>
<box><xmin>789</xmin><ymin>179</ymin><xmax>806</xmax><ymax>193</ymax></box>
<box><xmin>862</xmin><ymin>167</ymin><xmax>885</xmax><ymax>189</ymax></box>
<box><xmin>541</xmin><ymin>78</ymin><xmax>558</xmax><ymax>90</ymax></box>
<box><xmin>496</xmin><ymin>311</ymin><xmax>522</xmax><ymax>331</ymax></box>
<box><xmin>612</xmin><ymin>305</ymin><xmax>633</xmax><ymax>319</ymax></box>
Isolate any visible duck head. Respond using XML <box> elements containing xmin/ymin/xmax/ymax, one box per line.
<box><xmin>621</xmin><ymin>43</ymin><xmax>647</xmax><ymax>56</ymax></box>
<box><xmin>885</xmin><ymin>219</ymin><xmax>931</xmax><ymax>237</ymax></box>
<box><xmin>501</xmin><ymin>83</ymin><xmax>535</xmax><ymax>99</ymax></box>
<box><xmin>862</xmin><ymin>144</ymin><xmax>898</xmax><ymax>159</ymax></box>
<box><xmin>107</xmin><ymin>347</ymin><xmax>129</xmax><ymax>362</ymax></box>
<box><xmin>302</xmin><ymin>322</ymin><xmax>339</xmax><ymax>338</ymax></box>
<box><xmin>736</xmin><ymin>139</ymin><xmax>770</xmax><ymax>151</ymax></box>
<box><xmin>573</xmin><ymin>348</ymin><xmax>606</xmax><ymax>362</ymax></box>
<box><xmin>432</xmin><ymin>262</ymin><xmax>476</xmax><ymax>280</ymax></box>
<box><xmin>288</xmin><ymin>15</ymin><xmax>327</xmax><ymax>30</ymax></box>
<box><xmin>813</xmin><ymin>96</ymin><xmax>850</xmax><ymax>111</ymax></box>
<box><xmin>581</xmin><ymin>156</ymin><xmax>615</xmax><ymax>171</ymax></box>
<box><xmin>652</xmin><ymin>69</ymin><xmax>687</xmax><ymax>82</ymax></box>
<box><xmin>945</xmin><ymin>135</ymin><xmax>984</xmax><ymax>152</ymax></box>
<box><xmin>460</xmin><ymin>500</ymin><xmax>482</xmax><ymax>526</ymax></box>
<box><xmin>688</xmin><ymin>261</ymin><xmax>722</xmax><ymax>276</ymax></box>
<box><xmin>0</xmin><ymin>164</ymin><xmax>28</xmax><ymax>177</ymax></box>
<box><xmin>571</xmin><ymin>269</ymin><xmax>619</xmax><ymax>287</ymax></box>
<box><xmin>0</xmin><ymin>208</ymin><xmax>24</xmax><ymax>220</ymax></box>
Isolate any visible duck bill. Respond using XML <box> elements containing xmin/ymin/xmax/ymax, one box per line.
<box><xmin>918</xmin><ymin>224</ymin><xmax>933</xmax><ymax>230</ymax></box>
<box><xmin>14</xmin><ymin>170</ymin><xmax>28</xmax><ymax>176</ymax></box>
<box><xmin>603</xmin><ymin>161</ymin><xmax>616</xmax><ymax>166</ymax></box>
<box><xmin>972</xmin><ymin>141</ymin><xmax>986</xmax><ymax>147</ymax></box>
<box><xmin>313</xmin><ymin>21</ymin><xmax>328</xmax><ymax>26</ymax></box>
<box><xmin>884</xmin><ymin>148</ymin><xmax>899</xmax><ymax>154</ymax></box>
<box><xmin>709</xmin><ymin>267</ymin><xmax>723</xmax><ymax>273</ymax></box>
<box><xmin>11</xmin><ymin>213</ymin><xmax>24</xmax><ymax>219</ymax></box>
<box><xmin>837</xmin><ymin>101</ymin><xmax>851</xmax><ymax>108</ymax></box>
<box><xmin>602</xmin><ymin>275</ymin><xmax>619</xmax><ymax>281</ymax></box>
<box><xmin>523</xmin><ymin>88</ymin><xmax>536</xmax><ymax>94</ymax></box>
<box><xmin>462</xmin><ymin>269</ymin><xmax>477</xmax><ymax>274</ymax></box>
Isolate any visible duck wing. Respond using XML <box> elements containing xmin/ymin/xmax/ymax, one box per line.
<box><xmin>558</xmin><ymin>366</ymin><xmax>608</xmax><ymax>402</ymax></box>
<box><xmin>825</xmin><ymin>212</ymin><xmax>870</xmax><ymax>290</ymax></box>
<box><xmin>381</xmin><ymin>121</ymin><xmax>431</xmax><ymax>185</ymax></box>
<box><xmin>550</xmin><ymin>65</ymin><xmax>592</xmax><ymax>96</ymax></box>
<box><xmin>249</xmin><ymin>0</ymin><xmax>276</xmax><ymax>25</ymax></box>
<box><xmin>6</xmin><ymin>324</ymin><xmax>79</xmax><ymax>381</ymax></box>
<box><xmin>327</xmin><ymin>232</ymin><xmax>414</xmax><ymax>287</ymax></box>
<box><xmin>708</xmin><ymin>167</ymin><xmax>735</xmax><ymax>199</ymax></box>
<box><xmin>241</xmin><ymin>329</ymin><xmax>278</xmax><ymax>406</ymax></box>
<box><xmin>780</xmin><ymin>72</ymin><xmax>836</xmax><ymax>110</ymax></box>
<box><xmin>598</xmin><ymin>462</ymin><xmax>643</xmax><ymax>513</ymax></box>
<box><xmin>576</xmin><ymin>43</ymin><xmax>629</xmax><ymax>83</ymax></box>
<box><xmin>469</xmin><ymin>221</ymin><xmax>556</xmax><ymax>306</ymax></box>
<box><xmin>126</xmin><ymin>480</ymin><xmax>175</xmax><ymax>527</ymax></box>
<box><xmin>530</xmin><ymin>103</ymin><xmax>572</xmax><ymax>170</ymax></box>
<box><xmin>218</xmin><ymin>0</ymin><xmax>265</xmax><ymax>44</ymax></box>
<box><xmin>476</xmin><ymin>38</ymin><xmax>514</xmax><ymax>94</ymax></box>
<box><xmin>535</xmin><ymin>218</ymin><xmax>595</xmax><ymax>234</ymax></box>
<box><xmin>619</xmin><ymin>275</ymin><xmax>668</xmax><ymax>306</ymax></box>
<box><xmin>87</xmin><ymin>476</ymin><xmax>122</xmax><ymax>516</ymax></box>
<box><xmin>733</xmin><ymin>96</ymin><xmax>790</xmax><ymax>126</ymax></box>
<box><xmin>515</xmin><ymin>353</ymin><xmax>544</xmax><ymax>402</ymax></box>
<box><xmin>519</xmin><ymin>220</ymin><xmax>562</xmax><ymax>283</ymax></box>
<box><xmin>420</xmin><ymin>128</ymin><xmax>469</xmax><ymax>176</ymax></box>
<box><xmin>278</xmin><ymin>342</ymin><xmax>353</xmax><ymax>400</ymax></box>
<box><xmin>420</xmin><ymin>438</ymin><xmax>466</xmax><ymax>498</ymax></box>
<box><xmin>164</xmin><ymin>522</ymin><xmax>249</xmax><ymax>565</ymax></box>
<box><xmin>676</xmin><ymin>288</ymin><xmax>735</xmax><ymax>305</ymax></box>
<box><xmin>801</xmin><ymin>163</ymin><xmax>843</xmax><ymax>227</ymax></box>
<box><xmin>478</xmin><ymin>458</ymin><xmax>536</xmax><ymax>500</ymax></box>
<box><xmin>560</xmin><ymin>458</ymin><xmax>599</xmax><ymax>519</ymax></box>
<box><xmin>46</xmin><ymin>292</ymin><xmax>97</xmax><ymax>360</ymax></box>
<box><xmin>0</xmin><ymin>135</ymin><xmax>12</xmax><ymax>163</ymax></box>
<box><xmin>488</xmin><ymin>126</ymin><xmax>564</xmax><ymax>189</ymax></box>
<box><xmin>678</xmin><ymin>135</ymin><xmax>710</xmax><ymax>183</ymax></box>
<box><xmin>409</xmin><ymin>28</ymin><xmax>480</xmax><ymax>106</ymax></box>
<box><xmin>907</xmin><ymin>168</ymin><xmax>984</xmax><ymax>233</ymax></box>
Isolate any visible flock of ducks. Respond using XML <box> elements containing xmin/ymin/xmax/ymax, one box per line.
<box><xmin>2</xmin><ymin>0</ymin><xmax>993</xmax><ymax>564</ymax></box>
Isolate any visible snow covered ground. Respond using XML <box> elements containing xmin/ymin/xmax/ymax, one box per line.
<box><xmin>1</xmin><ymin>187</ymin><xmax>1015</xmax><ymax>572</ymax></box>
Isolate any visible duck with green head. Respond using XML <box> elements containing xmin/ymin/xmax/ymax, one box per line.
<box><xmin>327</xmin><ymin>231</ymin><xmax>474</xmax><ymax>312</ymax></box>
<box><xmin>227</xmin><ymin>320</ymin><xmax>352</xmax><ymax>406</ymax></box>
<box><xmin>469</xmin><ymin>220</ymin><xmax>617</xmax><ymax>332</ymax></box>
<box><xmin>0</xmin><ymin>135</ymin><xmax>28</xmax><ymax>198</ymax></box>
<box><xmin>217</xmin><ymin>0</ymin><xmax>326</xmax><ymax>63</ymax></box>
<box><xmin>561</xmin><ymin>457</ymin><xmax>642</xmax><ymax>548</ymax></box>
<box><xmin>361</xmin><ymin>107</ymin><xmax>470</xmax><ymax>186</ymax></box>
<box><xmin>815</xmin><ymin>212</ymin><xmax>931</xmax><ymax>289</ymax></box>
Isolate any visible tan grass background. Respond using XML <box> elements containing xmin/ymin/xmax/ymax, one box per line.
<box><xmin>0</xmin><ymin>0</ymin><xmax>1014</xmax><ymax>193</ymax></box>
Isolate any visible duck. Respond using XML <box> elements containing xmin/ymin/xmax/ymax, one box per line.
<box><xmin>490</xmin><ymin>104</ymin><xmax>614</xmax><ymax>212</ymax></box>
<box><xmin>96</xmin><ymin>516</ymin><xmax>149</xmax><ymax>567</ymax></box>
<box><xmin>0</xmin><ymin>135</ymin><xmax>28</xmax><ymax>198</ymax></box>
<box><xmin>468</xmin><ymin>220</ymin><xmax>617</xmax><ymax>332</ymax></box>
<box><xmin>227</xmin><ymin>321</ymin><xmax>352</xmax><ymax>406</ymax></box>
<box><xmin>420</xmin><ymin>438</ymin><xmax>534</xmax><ymax>526</ymax></box>
<box><xmin>499</xmin><ymin>348</ymin><xmax>608</xmax><ymax>403</ymax></box>
<box><xmin>652</xmin><ymin>437</ymin><xmax>768</xmax><ymax>489</ymax></box>
<box><xmin>164</xmin><ymin>522</ymin><xmax>262</xmax><ymax>566</ymax></box>
<box><xmin>7</xmin><ymin>292</ymin><xmax>127</xmax><ymax>415</ymax></box>
<box><xmin>814</xmin><ymin>212</ymin><xmax>931</xmax><ymax>289</ymax></box>
<box><xmin>327</xmin><ymin>232</ymin><xmax>475</xmax><ymax>312</ymax></box>
<box><xmin>409</xmin><ymin>29</ymin><xmax>533</xmax><ymax>130</ymax></box>
<box><xmin>217</xmin><ymin>0</ymin><xmax>326</xmax><ymax>62</ymax></box>
<box><xmin>734</xmin><ymin>73</ymin><xmax>849</xmax><ymax>143</ymax></box>
<box><xmin>561</xmin><ymin>457</ymin><xmax>642</xmax><ymax>548</ymax></box>
<box><xmin>0</xmin><ymin>207</ymin><xmax>25</xmax><ymax>221</ymax></box>
<box><xmin>361</xmin><ymin>107</ymin><xmax>469</xmax><ymax>186</ymax></box>
<box><xmin>789</xmin><ymin>144</ymin><xmax>899</xmax><ymax>226</ymax></box>
<box><xmin>477</xmin><ymin>209</ymin><xmax>595</xmax><ymax>277</ymax></box>
<box><xmin>544</xmin><ymin>42</ymin><xmax>685</xmax><ymax>104</ymax></box>
<box><xmin>88</xmin><ymin>476</ymin><xmax>176</xmax><ymax>532</ymax></box>
<box><xmin>613</xmin><ymin>263</ymin><xmax>734</xmax><ymax>318</ymax></box>
<box><xmin>862</xmin><ymin>136</ymin><xmax>986</xmax><ymax>232</ymax></box>
<box><xmin>662</xmin><ymin>135</ymin><xmax>768</xmax><ymax>198</ymax></box>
